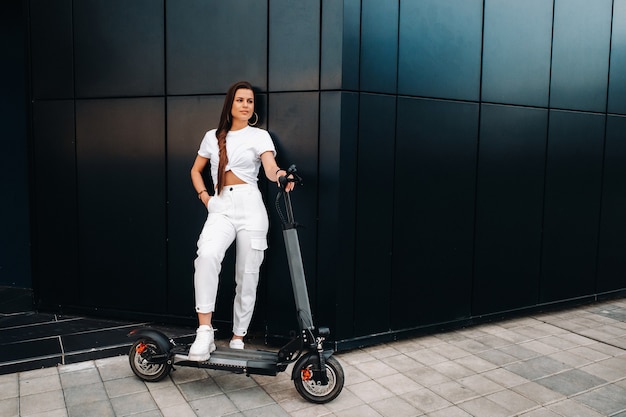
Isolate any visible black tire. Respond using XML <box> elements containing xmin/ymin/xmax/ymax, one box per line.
<box><xmin>293</xmin><ymin>354</ymin><xmax>344</xmax><ymax>403</ymax></box>
<box><xmin>128</xmin><ymin>338</ymin><xmax>172</xmax><ymax>382</ymax></box>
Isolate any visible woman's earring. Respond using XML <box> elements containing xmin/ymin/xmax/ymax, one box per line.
<box><xmin>248</xmin><ymin>112</ymin><xmax>259</xmax><ymax>126</ymax></box>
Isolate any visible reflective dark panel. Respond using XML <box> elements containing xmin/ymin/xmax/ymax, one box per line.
<box><xmin>76</xmin><ymin>98</ymin><xmax>167</xmax><ymax>311</ymax></box>
<box><xmin>473</xmin><ymin>104</ymin><xmax>547</xmax><ymax>314</ymax></box>
<box><xmin>269</xmin><ymin>0</ymin><xmax>320</xmax><ymax>91</ymax></box>
<box><xmin>608</xmin><ymin>0</ymin><xmax>626</xmax><ymax>115</ymax></box>
<box><xmin>482</xmin><ymin>0</ymin><xmax>552</xmax><ymax>107</ymax></box>
<box><xmin>541</xmin><ymin>110</ymin><xmax>605</xmax><ymax>302</ymax></box>
<box><xmin>398</xmin><ymin>0</ymin><xmax>483</xmax><ymax>101</ymax></box>
<box><xmin>392</xmin><ymin>98</ymin><xmax>478</xmax><ymax>328</ymax></box>
<box><xmin>360</xmin><ymin>0</ymin><xmax>398</xmax><ymax>94</ymax></box>
<box><xmin>354</xmin><ymin>93</ymin><xmax>395</xmax><ymax>335</ymax></box>
<box><xmin>30</xmin><ymin>0</ymin><xmax>73</xmax><ymax>99</ymax></box>
<box><xmin>550</xmin><ymin>0</ymin><xmax>612</xmax><ymax>112</ymax></box>
<box><xmin>166</xmin><ymin>1</ymin><xmax>267</xmax><ymax>95</ymax></box>
<box><xmin>597</xmin><ymin>115</ymin><xmax>626</xmax><ymax>291</ymax></box>
<box><xmin>74</xmin><ymin>0</ymin><xmax>165</xmax><ymax>98</ymax></box>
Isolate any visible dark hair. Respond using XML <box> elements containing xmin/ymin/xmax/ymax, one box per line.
<box><xmin>215</xmin><ymin>81</ymin><xmax>254</xmax><ymax>195</ymax></box>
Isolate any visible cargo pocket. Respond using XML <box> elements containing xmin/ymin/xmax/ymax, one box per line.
<box><xmin>245</xmin><ymin>238</ymin><xmax>268</xmax><ymax>273</ymax></box>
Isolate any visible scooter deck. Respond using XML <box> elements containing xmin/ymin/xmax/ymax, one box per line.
<box><xmin>172</xmin><ymin>346</ymin><xmax>285</xmax><ymax>376</ymax></box>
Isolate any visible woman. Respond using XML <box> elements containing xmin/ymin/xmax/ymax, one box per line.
<box><xmin>189</xmin><ymin>81</ymin><xmax>294</xmax><ymax>361</ymax></box>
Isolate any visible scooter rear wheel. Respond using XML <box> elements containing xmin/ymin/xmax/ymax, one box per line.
<box><xmin>128</xmin><ymin>338</ymin><xmax>172</xmax><ymax>382</ymax></box>
<box><xmin>293</xmin><ymin>354</ymin><xmax>344</xmax><ymax>403</ymax></box>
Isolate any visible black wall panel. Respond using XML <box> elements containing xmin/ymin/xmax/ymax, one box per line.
<box><xmin>318</xmin><ymin>91</ymin><xmax>359</xmax><ymax>339</ymax></box>
<box><xmin>541</xmin><ymin>111</ymin><xmax>605</xmax><ymax>302</ymax></box>
<box><xmin>1</xmin><ymin>0</ymin><xmax>31</xmax><ymax>288</ymax></box>
<box><xmin>550</xmin><ymin>0</ymin><xmax>612</xmax><ymax>112</ymax></box>
<box><xmin>269</xmin><ymin>0</ymin><xmax>320</xmax><ymax>91</ymax></box>
<box><xmin>265</xmin><ymin>92</ymin><xmax>319</xmax><ymax>336</ymax></box>
<box><xmin>76</xmin><ymin>98</ymin><xmax>166</xmax><ymax>312</ymax></box>
<box><xmin>609</xmin><ymin>0</ymin><xmax>626</xmax><ymax>115</ymax></box>
<box><xmin>597</xmin><ymin>115</ymin><xmax>626</xmax><ymax>292</ymax></box>
<box><xmin>360</xmin><ymin>0</ymin><xmax>398</xmax><ymax>94</ymax></box>
<box><xmin>392</xmin><ymin>98</ymin><xmax>477</xmax><ymax>328</ymax></box>
<box><xmin>30</xmin><ymin>0</ymin><xmax>74</xmax><ymax>99</ymax></box>
<box><xmin>166</xmin><ymin>1</ymin><xmax>267</xmax><ymax>95</ymax></box>
<box><xmin>398</xmin><ymin>0</ymin><xmax>483</xmax><ymax>101</ymax></box>
<box><xmin>473</xmin><ymin>105</ymin><xmax>547</xmax><ymax>314</ymax></box>
<box><xmin>166</xmin><ymin>95</ymin><xmax>225</xmax><ymax>317</ymax></box>
<box><xmin>31</xmin><ymin>101</ymin><xmax>78</xmax><ymax>307</ymax></box>
<box><xmin>74</xmin><ymin>0</ymin><xmax>164</xmax><ymax>98</ymax></box>
<box><xmin>354</xmin><ymin>94</ymin><xmax>395</xmax><ymax>335</ymax></box>
<box><xmin>482</xmin><ymin>0</ymin><xmax>552</xmax><ymax>107</ymax></box>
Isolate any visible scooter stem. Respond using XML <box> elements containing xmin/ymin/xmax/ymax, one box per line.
<box><xmin>283</xmin><ymin>227</ymin><xmax>314</xmax><ymax>331</ymax></box>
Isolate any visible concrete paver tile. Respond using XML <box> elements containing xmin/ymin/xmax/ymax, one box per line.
<box><xmin>168</xmin><ymin>367</ymin><xmax>210</xmax><ymax>384</ymax></box>
<box><xmin>400</xmin><ymin>387</ymin><xmax>452</xmax><ymax>414</ymax></box>
<box><xmin>189</xmin><ymin>393</ymin><xmax>238</xmax><ymax>416</ymax></box>
<box><xmin>160</xmin><ymin>403</ymin><xmax>203</xmax><ymax>417</ymax></box>
<box><xmin>67</xmin><ymin>399</ymin><xmax>115</xmax><ymax>417</ymax></box>
<box><xmin>374</xmin><ymin>373</ymin><xmax>422</xmax><ymax>395</ymax></box>
<box><xmin>430</xmin><ymin>360</ymin><xmax>474</xmax><ymax>380</ymax></box>
<box><xmin>457</xmin><ymin>396</ymin><xmax>510</xmax><ymax>417</ymax></box>
<box><xmin>178</xmin><ymin>377</ymin><xmax>222</xmax><ymax>401</ymax></box>
<box><xmin>511</xmin><ymin>381</ymin><xmax>566</xmax><ymax>405</ymax></box>
<box><xmin>574</xmin><ymin>384</ymin><xmax>626</xmax><ymax>416</ymax></box>
<box><xmin>104</xmin><ymin>375</ymin><xmax>148</xmax><ymax>398</ymax></box>
<box><xmin>96</xmin><ymin>355</ymin><xmax>135</xmax><ymax>381</ymax></box>
<box><xmin>518</xmin><ymin>407</ymin><xmax>563</xmax><ymax>417</ymax></box>
<box><xmin>346</xmin><ymin>379</ymin><xmax>394</xmax><ymax>403</ymax></box>
<box><xmin>487</xmin><ymin>388</ymin><xmax>540</xmax><ymax>415</ymax></box>
<box><xmin>19</xmin><ymin>366</ymin><xmax>59</xmax><ymax>380</ymax></box>
<box><xmin>369</xmin><ymin>396</ymin><xmax>420</xmax><ymax>417</ymax></box>
<box><xmin>380</xmin><ymin>354</ymin><xmax>423</xmax><ymax>373</ymax></box>
<box><xmin>323</xmin><ymin>388</ymin><xmax>364</xmax><ymax>413</ymax></box>
<box><xmin>241</xmin><ymin>403</ymin><xmax>291</xmax><ymax>417</ymax></box>
<box><xmin>453</xmin><ymin>354</ymin><xmax>499</xmax><ymax>373</ymax></box>
<box><xmin>59</xmin><ymin>361</ymin><xmax>95</xmax><ymax>374</ymax></box>
<box><xmin>150</xmin><ymin>385</ymin><xmax>187</xmax><ymax>409</ymax></box>
<box><xmin>0</xmin><ymin>374</ymin><xmax>18</xmax><ymax>400</ymax></box>
<box><xmin>110</xmin><ymin>391</ymin><xmax>158</xmax><ymax>416</ymax></box>
<box><xmin>547</xmin><ymin>398</ymin><xmax>605</xmax><ymax>417</ymax></box>
<box><xmin>581</xmin><ymin>359</ymin><xmax>626</xmax><ymax>382</ymax></box>
<box><xmin>59</xmin><ymin>367</ymin><xmax>102</xmax><ymax>388</ymax></box>
<box><xmin>404</xmin><ymin>365</ymin><xmax>451</xmax><ymax>386</ymax></box>
<box><xmin>429</xmin><ymin>380</ymin><xmax>479</xmax><ymax>404</ymax></box>
<box><xmin>457</xmin><ymin>374</ymin><xmax>504</xmax><ymax>396</ymax></box>
<box><xmin>19</xmin><ymin>389</ymin><xmax>66</xmax><ymax>416</ymax></box>
<box><xmin>226</xmin><ymin>386</ymin><xmax>275</xmax><ymax>411</ymax></box>
<box><xmin>19</xmin><ymin>373</ymin><xmax>62</xmax><ymax>396</ymax></box>
<box><xmin>405</xmin><ymin>349</ymin><xmax>448</xmax><ymax>366</ymax></box>
<box><xmin>213</xmin><ymin>371</ymin><xmax>259</xmax><ymax>392</ymax></box>
<box><xmin>427</xmin><ymin>405</ymin><xmax>472</xmax><ymax>417</ymax></box>
<box><xmin>0</xmin><ymin>397</ymin><xmax>18</xmax><ymax>417</ymax></box>
<box><xmin>535</xmin><ymin>369</ymin><xmax>607</xmax><ymax>396</ymax></box>
<box><xmin>286</xmin><ymin>403</ymin><xmax>333</xmax><ymax>417</ymax></box>
<box><xmin>546</xmin><ymin>349</ymin><xmax>592</xmax><ymax>368</ymax></box>
<box><xmin>482</xmin><ymin>367</ymin><xmax>529</xmax><ymax>388</ymax></box>
<box><xmin>354</xmin><ymin>359</ymin><xmax>398</xmax><ymax>380</ymax></box>
<box><xmin>499</xmin><ymin>344</ymin><xmax>541</xmax><ymax>361</ymax></box>
<box><xmin>333</xmin><ymin>403</ymin><xmax>383</xmax><ymax>417</ymax></box>
<box><xmin>475</xmin><ymin>348</ymin><xmax>519</xmax><ymax>366</ymax></box>
<box><xmin>63</xmin><ymin>382</ymin><xmax>108</xmax><ymax>407</ymax></box>
<box><xmin>505</xmin><ymin>356</ymin><xmax>571</xmax><ymax>380</ymax></box>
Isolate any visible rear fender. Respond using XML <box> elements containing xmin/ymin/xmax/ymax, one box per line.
<box><xmin>127</xmin><ymin>328</ymin><xmax>172</xmax><ymax>354</ymax></box>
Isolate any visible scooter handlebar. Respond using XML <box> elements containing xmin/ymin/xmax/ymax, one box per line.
<box><xmin>278</xmin><ymin>164</ymin><xmax>302</xmax><ymax>189</ymax></box>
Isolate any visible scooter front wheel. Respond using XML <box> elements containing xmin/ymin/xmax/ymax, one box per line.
<box><xmin>293</xmin><ymin>353</ymin><xmax>344</xmax><ymax>403</ymax></box>
<box><xmin>128</xmin><ymin>338</ymin><xmax>172</xmax><ymax>382</ymax></box>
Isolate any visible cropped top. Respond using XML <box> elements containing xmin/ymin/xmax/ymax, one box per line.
<box><xmin>197</xmin><ymin>125</ymin><xmax>276</xmax><ymax>190</ymax></box>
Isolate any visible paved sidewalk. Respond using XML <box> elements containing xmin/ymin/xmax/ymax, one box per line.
<box><xmin>2</xmin><ymin>298</ymin><xmax>626</xmax><ymax>417</ymax></box>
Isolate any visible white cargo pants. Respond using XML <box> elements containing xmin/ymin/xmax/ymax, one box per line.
<box><xmin>194</xmin><ymin>184</ymin><xmax>269</xmax><ymax>336</ymax></box>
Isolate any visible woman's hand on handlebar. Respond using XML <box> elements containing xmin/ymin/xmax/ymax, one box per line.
<box><xmin>277</xmin><ymin>172</ymin><xmax>295</xmax><ymax>192</ymax></box>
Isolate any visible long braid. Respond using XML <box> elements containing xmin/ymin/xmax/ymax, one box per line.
<box><xmin>216</xmin><ymin>129</ymin><xmax>228</xmax><ymax>195</ymax></box>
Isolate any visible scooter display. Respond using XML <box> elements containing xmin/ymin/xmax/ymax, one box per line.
<box><xmin>127</xmin><ymin>166</ymin><xmax>344</xmax><ymax>404</ymax></box>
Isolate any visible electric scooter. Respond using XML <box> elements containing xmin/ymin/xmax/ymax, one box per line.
<box><xmin>127</xmin><ymin>166</ymin><xmax>344</xmax><ymax>404</ymax></box>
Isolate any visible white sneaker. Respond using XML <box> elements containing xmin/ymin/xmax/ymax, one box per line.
<box><xmin>188</xmin><ymin>325</ymin><xmax>216</xmax><ymax>361</ymax></box>
<box><xmin>229</xmin><ymin>339</ymin><xmax>245</xmax><ymax>350</ymax></box>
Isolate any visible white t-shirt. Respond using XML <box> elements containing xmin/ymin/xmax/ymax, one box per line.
<box><xmin>197</xmin><ymin>126</ymin><xmax>276</xmax><ymax>189</ymax></box>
